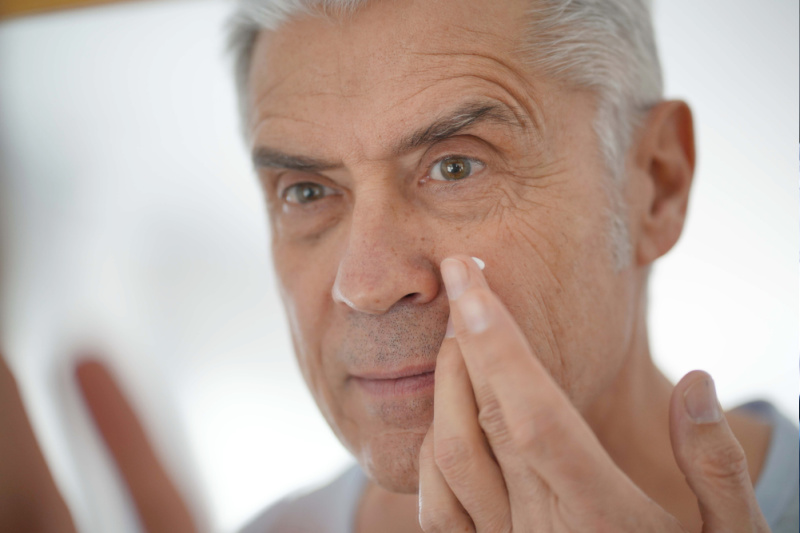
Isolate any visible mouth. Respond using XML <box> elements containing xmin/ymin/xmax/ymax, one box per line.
<box><xmin>351</xmin><ymin>365</ymin><xmax>436</xmax><ymax>397</ymax></box>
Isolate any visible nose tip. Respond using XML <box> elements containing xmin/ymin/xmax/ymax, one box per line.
<box><xmin>331</xmin><ymin>274</ymin><xmax>421</xmax><ymax>314</ymax></box>
<box><xmin>331</xmin><ymin>254</ymin><xmax>439</xmax><ymax>314</ymax></box>
<box><xmin>331</xmin><ymin>281</ymin><xmax>379</xmax><ymax>314</ymax></box>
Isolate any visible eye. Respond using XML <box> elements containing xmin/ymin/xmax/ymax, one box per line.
<box><xmin>429</xmin><ymin>156</ymin><xmax>484</xmax><ymax>182</ymax></box>
<box><xmin>282</xmin><ymin>182</ymin><xmax>335</xmax><ymax>205</ymax></box>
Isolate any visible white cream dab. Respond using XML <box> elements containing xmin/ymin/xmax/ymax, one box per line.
<box><xmin>471</xmin><ymin>256</ymin><xmax>485</xmax><ymax>270</ymax></box>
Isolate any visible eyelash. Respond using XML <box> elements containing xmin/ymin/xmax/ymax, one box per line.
<box><xmin>279</xmin><ymin>154</ymin><xmax>487</xmax><ymax>206</ymax></box>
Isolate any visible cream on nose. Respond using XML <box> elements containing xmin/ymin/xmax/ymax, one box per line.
<box><xmin>471</xmin><ymin>256</ymin><xmax>485</xmax><ymax>270</ymax></box>
<box><xmin>331</xmin><ymin>269</ymin><xmax>392</xmax><ymax>314</ymax></box>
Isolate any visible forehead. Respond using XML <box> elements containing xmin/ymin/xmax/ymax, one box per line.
<box><xmin>247</xmin><ymin>0</ymin><xmax>542</xmax><ymax>153</ymax></box>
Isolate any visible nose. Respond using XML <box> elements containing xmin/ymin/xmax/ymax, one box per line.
<box><xmin>331</xmin><ymin>191</ymin><xmax>440</xmax><ymax>315</ymax></box>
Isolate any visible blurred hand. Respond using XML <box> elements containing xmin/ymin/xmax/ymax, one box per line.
<box><xmin>0</xmin><ymin>355</ymin><xmax>197</xmax><ymax>533</ymax></box>
<box><xmin>0</xmin><ymin>354</ymin><xmax>77</xmax><ymax>532</ymax></box>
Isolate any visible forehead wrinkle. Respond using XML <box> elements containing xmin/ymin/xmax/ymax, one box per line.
<box><xmin>375</xmin><ymin>72</ymin><xmax>539</xmax><ymax>142</ymax></box>
<box><xmin>419</xmin><ymin>20</ymin><xmax>520</xmax><ymax>50</ymax></box>
<box><xmin>253</xmin><ymin>86</ymin><xmax>353</xmax><ymax>126</ymax></box>
<box><xmin>404</xmin><ymin>79</ymin><xmax>544</xmax><ymax>154</ymax></box>
<box><xmin>255</xmin><ymin>51</ymin><xmax>548</xmax><ymax>168</ymax></box>
<box><xmin>255</xmin><ymin>112</ymin><xmax>323</xmax><ymax>131</ymax></box>
<box><xmin>410</xmin><ymin>49</ymin><xmax>547</xmax><ymax>134</ymax></box>
<box><xmin>250</xmin><ymin>112</ymin><xmax>335</xmax><ymax>159</ymax></box>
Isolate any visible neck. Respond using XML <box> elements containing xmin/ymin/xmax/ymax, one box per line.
<box><xmin>582</xmin><ymin>319</ymin><xmax>702</xmax><ymax>529</ymax></box>
<box><xmin>580</xmin><ymin>309</ymin><xmax>769</xmax><ymax>533</ymax></box>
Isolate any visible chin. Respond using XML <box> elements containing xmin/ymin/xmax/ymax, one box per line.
<box><xmin>358</xmin><ymin>431</ymin><xmax>426</xmax><ymax>494</ymax></box>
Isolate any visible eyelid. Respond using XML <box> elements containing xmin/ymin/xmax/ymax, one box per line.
<box><xmin>276</xmin><ymin>170</ymin><xmax>335</xmax><ymax>197</ymax></box>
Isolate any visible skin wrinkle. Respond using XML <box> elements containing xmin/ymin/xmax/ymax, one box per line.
<box><xmin>491</xmin><ymin>163</ymin><xmax>577</xmax><ymax>267</ymax></box>
<box><xmin>408</xmin><ymin>50</ymin><xmax>550</xmax><ymax>134</ymax></box>
<box><xmin>254</xmin><ymin>111</ymin><xmax>337</xmax><ymax>135</ymax></box>
<box><xmin>497</xmin><ymin>232</ymin><xmax>571</xmax><ymax>388</ymax></box>
<box><xmin>384</xmin><ymin>47</ymin><xmax>545</xmax><ymax>123</ymax></box>
<box><xmin>491</xmin><ymin>163</ymin><xmax>593</xmax><ymax>392</ymax></box>
<box><xmin>376</xmin><ymin>74</ymin><xmax>539</xmax><ymax>155</ymax></box>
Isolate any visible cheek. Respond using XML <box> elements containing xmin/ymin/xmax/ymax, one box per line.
<box><xmin>483</xmin><ymin>193</ymin><xmax>632</xmax><ymax>405</ymax></box>
<box><xmin>273</xmin><ymin>244</ymin><xmax>336</xmax><ymax>384</ymax></box>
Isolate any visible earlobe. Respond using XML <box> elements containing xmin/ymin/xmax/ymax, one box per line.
<box><xmin>632</xmin><ymin>100</ymin><xmax>696</xmax><ymax>266</ymax></box>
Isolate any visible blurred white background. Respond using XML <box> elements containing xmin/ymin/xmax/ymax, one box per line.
<box><xmin>0</xmin><ymin>1</ymin><xmax>797</xmax><ymax>532</ymax></box>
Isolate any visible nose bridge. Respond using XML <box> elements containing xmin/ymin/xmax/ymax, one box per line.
<box><xmin>332</xmin><ymin>184</ymin><xmax>436</xmax><ymax>314</ymax></box>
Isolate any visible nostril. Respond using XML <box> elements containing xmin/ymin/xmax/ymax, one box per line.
<box><xmin>402</xmin><ymin>292</ymin><xmax>420</xmax><ymax>302</ymax></box>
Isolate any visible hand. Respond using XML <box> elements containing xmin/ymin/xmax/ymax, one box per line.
<box><xmin>0</xmin><ymin>354</ymin><xmax>197</xmax><ymax>533</ymax></box>
<box><xmin>0</xmin><ymin>354</ymin><xmax>76</xmax><ymax>532</ymax></box>
<box><xmin>417</xmin><ymin>255</ymin><xmax>769</xmax><ymax>533</ymax></box>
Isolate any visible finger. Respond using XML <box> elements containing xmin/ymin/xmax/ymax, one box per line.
<box><xmin>440</xmin><ymin>256</ymin><xmax>621</xmax><ymax>504</ymax></box>
<box><xmin>418</xmin><ymin>428</ymin><xmax>475</xmax><ymax>533</ymax></box>
<box><xmin>0</xmin><ymin>355</ymin><xmax>78</xmax><ymax>532</ymax></box>
<box><xmin>433</xmin><ymin>336</ymin><xmax>511</xmax><ymax>532</ymax></box>
<box><xmin>76</xmin><ymin>360</ymin><xmax>196</xmax><ymax>533</ymax></box>
<box><xmin>669</xmin><ymin>371</ymin><xmax>770</xmax><ymax>533</ymax></box>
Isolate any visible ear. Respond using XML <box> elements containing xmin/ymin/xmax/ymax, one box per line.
<box><xmin>629</xmin><ymin>100</ymin><xmax>696</xmax><ymax>266</ymax></box>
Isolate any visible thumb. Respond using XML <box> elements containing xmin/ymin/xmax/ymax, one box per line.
<box><xmin>669</xmin><ymin>370</ymin><xmax>769</xmax><ymax>533</ymax></box>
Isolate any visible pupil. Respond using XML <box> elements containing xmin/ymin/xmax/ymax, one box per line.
<box><xmin>289</xmin><ymin>183</ymin><xmax>324</xmax><ymax>204</ymax></box>
<box><xmin>443</xmin><ymin>157</ymin><xmax>470</xmax><ymax>180</ymax></box>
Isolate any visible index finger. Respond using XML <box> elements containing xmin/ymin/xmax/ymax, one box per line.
<box><xmin>76</xmin><ymin>360</ymin><xmax>197</xmax><ymax>533</ymax></box>
<box><xmin>440</xmin><ymin>256</ymin><xmax>622</xmax><ymax>502</ymax></box>
<box><xmin>432</xmin><ymin>335</ymin><xmax>510</xmax><ymax>531</ymax></box>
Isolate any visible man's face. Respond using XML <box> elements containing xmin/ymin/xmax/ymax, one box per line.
<box><xmin>249</xmin><ymin>0</ymin><xmax>641</xmax><ymax>492</ymax></box>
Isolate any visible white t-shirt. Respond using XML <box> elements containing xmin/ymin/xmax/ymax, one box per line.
<box><xmin>240</xmin><ymin>401</ymin><xmax>799</xmax><ymax>533</ymax></box>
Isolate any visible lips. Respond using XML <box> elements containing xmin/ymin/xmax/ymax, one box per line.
<box><xmin>351</xmin><ymin>365</ymin><xmax>436</xmax><ymax>397</ymax></box>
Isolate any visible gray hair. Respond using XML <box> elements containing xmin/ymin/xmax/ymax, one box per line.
<box><xmin>226</xmin><ymin>0</ymin><xmax>664</xmax><ymax>267</ymax></box>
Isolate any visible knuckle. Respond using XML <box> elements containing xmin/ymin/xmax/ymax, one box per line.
<box><xmin>434</xmin><ymin>435</ymin><xmax>474</xmax><ymax>476</ymax></box>
<box><xmin>696</xmin><ymin>440</ymin><xmax>750</xmax><ymax>485</ymax></box>
<box><xmin>476</xmin><ymin>395</ymin><xmax>509</xmax><ymax>442</ymax></box>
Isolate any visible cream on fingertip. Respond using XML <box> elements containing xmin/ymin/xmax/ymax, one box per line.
<box><xmin>471</xmin><ymin>256</ymin><xmax>485</xmax><ymax>270</ymax></box>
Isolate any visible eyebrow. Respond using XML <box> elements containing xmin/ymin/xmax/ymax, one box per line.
<box><xmin>394</xmin><ymin>101</ymin><xmax>524</xmax><ymax>155</ymax></box>
<box><xmin>252</xmin><ymin>148</ymin><xmax>339</xmax><ymax>173</ymax></box>
<box><xmin>252</xmin><ymin>100</ymin><xmax>526</xmax><ymax>172</ymax></box>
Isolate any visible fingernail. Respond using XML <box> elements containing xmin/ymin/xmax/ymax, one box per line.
<box><xmin>684</xmin><ymin>377</ymin><xmax>722</xmax><ymax>424</ymax></box>
<box><xmin>444</xmin><ymin>316</ymin><xmax>455</xmax><ymax>338</ymax></box>
<box><xmin>458</xmin><ymin>292</ymin><xmax>490</xmax><ymax>333</ymax></box>
<box><xmin>441</xmin><ymin>259</ymin><xmax>469</xmax><ymax>300</ymax></box>
<box><xmin>471</xmin><ymin>256</ymin><xmax>485</xmax><ymax>270</ymax></box>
